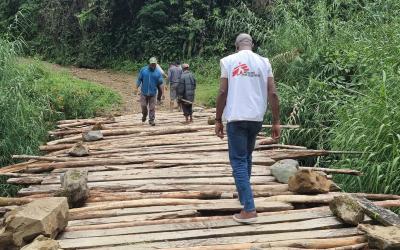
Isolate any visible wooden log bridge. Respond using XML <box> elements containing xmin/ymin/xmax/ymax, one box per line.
<box><xmin>1</xmin><ymin>110</ymin><xmax>399</xmax><ymax>249</ymax></box>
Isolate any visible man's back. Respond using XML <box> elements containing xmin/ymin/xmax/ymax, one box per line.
<box><xmin>168</xmin><ymin>65</ymin><xmax>182</xmax><ymax>84</ymax></box>
<box><xmin>220</xmin><ymin>50</ymin><xmax>273</xmax><ymax>122</ymax></box>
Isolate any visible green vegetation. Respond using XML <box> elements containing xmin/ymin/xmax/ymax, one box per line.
<box><xmin>1</xmin><ymin>0</ymin><xmax>399</xmax><ymax>196</ymax></box>
<box><xmin>0</xmin><ymin>39</ymin><xmax>121</xmax><ymax>196</ymax></box>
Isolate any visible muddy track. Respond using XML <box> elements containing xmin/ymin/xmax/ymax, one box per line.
<box><xmin>51</xmin><ymin>65</ymin><xmax>172</xmax><ymax>115</ymax></box>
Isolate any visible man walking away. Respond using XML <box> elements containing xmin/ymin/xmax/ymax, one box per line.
<box><xmin>167</xmin><ymin>61</ymin><xmax>183</xmax><ymax>112</ymax></box>
<box><xmin>178</xmin><ymin>63</ymin><xmax>196</xmax><ymax>124</ymax></box>
<box><xmin>214</xmin><ymin>33</ymin><xmax>281</xmax><ymax>223</ymax></box>
<box><xmin>137</xmin><ymin>57</ymin><xmax>163</xmax><ymax>126</ymax></box>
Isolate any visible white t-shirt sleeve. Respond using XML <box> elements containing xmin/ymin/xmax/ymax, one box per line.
<box><xmin>265</xmin><ymin>58</ymin><xmax>274</xmax><ymax>77</ymax></box>
<box><xmin>156</xmin><ymin>64</ymin><xmax>165</xmax><ymax>75</ymax></box>
<box><xmin>220</xmin><ymin>60</ymin><xmax>228</xmax><ymax>78</ymax></box>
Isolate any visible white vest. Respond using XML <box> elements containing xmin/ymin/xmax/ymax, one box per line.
<box><xmin>221</xmin><ymin>50</ymin><xmax>273</xmax><ymax>122</ymax></box>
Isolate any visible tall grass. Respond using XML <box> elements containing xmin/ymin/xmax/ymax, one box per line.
<box><xmin>0</xmin><ymin>39</ymin><xmax>121</xmax><ymax>196</ymax></box>
<box><xmin>209</xmin><ymin>0</ymin><xmax>400</xmax><ymax>195</ymax></box>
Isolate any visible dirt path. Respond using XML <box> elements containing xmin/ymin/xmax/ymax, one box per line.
<box><xmin>51</xmin><ymin>64</ymin><xmax>171</xmax><ymax>114</ymax></box>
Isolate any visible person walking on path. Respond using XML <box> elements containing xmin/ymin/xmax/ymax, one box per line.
<box><xmin>177</xmin><ymin>63</ymin><xmax>196</xmax><ymax>124</ymax></box>
<box><xmin>214</xmin><ymin>33</ymin><xmax>281</xmax><ymax>224</ymax></box>
<box><xmin>167</xmin><ymin>61</ymin><xmax>183</xmax><ymax>112</ymax></box>
<box><xmin>137</xmin><ymin>57</ymin><xmax>164</xmax><ymax>126</ymax></box>
<box><xmin>156</xmin><ymin>63</ymin><xmax>167</xmax><ymax>105</ymax></box>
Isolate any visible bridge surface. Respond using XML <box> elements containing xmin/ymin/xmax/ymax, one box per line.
<box><xmin>2</xmin><ymin>110</ymin><xmax>394</xmax><ymax>249</ymax></box>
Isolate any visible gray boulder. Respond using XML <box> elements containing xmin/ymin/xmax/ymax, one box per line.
<box><xmin>82</xmin><ymin>130</ymin><xmax>103</xmax><ymax>142</ymax></box>
<box><xmin>270</xmin><ymin>159</ymin><xmax>299</xmax><ymax>184</ymax></box>
<box><xmin>56</xmin><ymin>170</ymin><xmax>89</xmax><ymax>208</ymax></box>
<box><xmin>329</xmin><ymin>195</ymin><xmax>364</xmax><ymax>226</ymax></box>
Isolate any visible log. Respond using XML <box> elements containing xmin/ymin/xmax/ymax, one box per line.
<box><xmin>299</xmin><ymin>166</ymin><xmax>361</xmax><ymax>176</ymax></box>
<box><xmin>86</xmin><ymin>191</ymin><xmax>223</xmax><ymax>202</ymax></box>
<box><xmin>354</xmin><ymin>195</ymin><xmax>400</xmax><ymax>226</ymax></box>
<box><xmin>0</xmin><ymin>197</ymin><xmax>33</xmax><ymax>206</ymax></box>
<box><xmin>39</xmin><ymin>144</ymin><xmax>74</xmax><ymax>152</ymax></box>
<box><xmin>6</xmin><ymin>176</ymin><xmax>43</xmax><ymax>185</ymax></box>
<box><xmin>264</xmin><ymin>193</ymin><xmax>400</xmax><ymax>207</ymax></box>
<box><xmin>57</xmin><ymin>119</ymin><xmax>115</xmax><ymax>128</ymax></box>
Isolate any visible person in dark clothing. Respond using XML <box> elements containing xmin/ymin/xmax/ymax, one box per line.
<box><xmin>178</xmin><ymin>63</ymin><xmax>196</xmax><ymax>123</ymax></box>
<box><xmin>168</xmin><ymin>61</ymin><xmax>183</xmax><ymax>112</ymax></box>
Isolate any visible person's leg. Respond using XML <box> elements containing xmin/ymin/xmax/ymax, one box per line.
<box><xmin>246</xmin><ymin>121</ymin><xmax>263</xmax><ymax>178</ymax></box>
<box><xmin>227</xmin><ymin>121</ymin><xmax>255</xmax><ymax>212</ymax></box>
<box><xmin>140</xmin><ymin>95</ymin><xmax>148</xmax><ymax>122</ymax></box>
<box><xmin>182</xmin><ymin>104</ymin><xmax>189</xmax><ymax>123</ymax></box>
<box><xmin>157</xmin><ymin>85</ymin><xmax>162</xmax><ymax>104</ymax></box>
<box><xmin>189</xmin><ymin>104</ymin><xmax>193</xmax><ymax>122</ymax></box>
<box><xmin>148</xmin><ymin>96</ymin><xmax>156</xmax><ymax>125</ymax></box>
<box><xmin>169</xmin><ymin>83</ymin><xmax>175</xmax><ymax>111</ymax></box>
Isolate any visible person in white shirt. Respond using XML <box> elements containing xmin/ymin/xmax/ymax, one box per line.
<box><xmin>215</xmin><ymin>33</ymin><xmax>281</xmax><ymax>224</ymax></box>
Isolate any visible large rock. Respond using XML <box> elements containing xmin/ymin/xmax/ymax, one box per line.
<box><xmin>359</xmin><ymin>224</ymin><xmax>400</xmax><ymax>250</ymax></box>
<box><xmin>68</xmin><ymin>142</ymin><xmax>89</xmax><ymax>157</ymax></box>
<box><xmin>288</xmin><ymin>169</ymin><xmax>332</xmax><ymax>194</ymax></box>
<box><xmin>82</xmin><ymin>130</ymin><xmax>103</xmax><ymax>142</ymax></box>
<box><xmin>0</xmin><ymin>227</ymin><xmax>13</xmax><ymax>250</ymax></box>
<box><xmin>56</xmin><ymin>170</ymin><xmax>89</xmax><ymax>208</ymax></box>
<box><xmin>207</xmin><ymin>116</ymin><xmax>216</xmax><ymax>125</ymax></box>
<box><xmin>329</xmin><ymin>195</ymin><xmax>364</xmax><ymax>226</ymax></box>
<box><xmin>20</xmin><ymin>235</ymin><xmax>60</xmax><ymax>250</ymax></box>
<box><xmin>3</xmin><ymin>197</ymin><xmax>68</xmax><ymax>247</ymax></box>
<box><xmin>91</xmin><ymin>122</ymin><xmax>104</xmax><ymax>131</ymax></box>
<box><xmin>270</xmin><ymin>159</ymin><xmax>299</xmax><ymax>184</ymax></box>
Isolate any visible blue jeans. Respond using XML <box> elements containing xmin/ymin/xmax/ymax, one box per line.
<box><xmin>227</xmin><ymin>121</ymin><xmax>263</xmax><ymax>212</ymax></box>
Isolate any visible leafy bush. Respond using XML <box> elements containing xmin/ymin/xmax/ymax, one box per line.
<box><xmin>0</xmin><ymin>39</ymin><xmax>121</xmax><ymax>196</ymax></box>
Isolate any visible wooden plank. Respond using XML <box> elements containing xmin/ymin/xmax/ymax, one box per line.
<box><xmin>58</xmin><ymin>217</ymin><xmax>353</xmax><ymax>249</ymax></box>
<box><xmin>17</xmin><ymin>183</ymin><xmax>289</xmax><ymax>196</ymax></box>
<box><xmin>41</xmin><ymin>173</ymin><xmax>274</xmax><ymax>185</ymax></box>
<box><xmin>158</xmin><ymin>236</ymin><xmax>367</xmax><ymax>250</ymax></box>
<box><xmin>82</xmin><ymin>228</ymin><xmax>361</xmax><ymax>249</ymax></box>
<box><xmin>69</xmin><ymin>200</ymin><xmax>293</xmax><ymax>220</ymax></box>
<box><xmin>70</xmin><ymin>198</ymin><xmax>292</xmax><ymax>215</ymax></box>
<box><xmin>154</xmin><ymin>157</ymin><xmax>276</xmax><ymax>166</ymax></box>
<box><xmin>60</xmin><ymin>208</ymin><xmax>332</xmax><ymax>239</ymax></box>
<box><xmin>86</xmin><ymin>191</ymin><xmax>224</xmax><ymax>202</ymax></box>
<box><xmin>68</xmin><ymin>209</ymin><xmax>200</xmax><ymax>226</ymax></box>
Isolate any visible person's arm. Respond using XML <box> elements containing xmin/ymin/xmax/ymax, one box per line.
<box><xmin>157</xmin><ymin>73</ymin><xmax>163</xmax><ymax>87</ymax></box>
<box><xmin>136</xmin><ymin>69</ymin><xmax>143</xmax><ymax>94</ymax></box>
<box><xmin>268</xmin><ymin>76</ymin><xmax>281</xmax><ymax>141</ymax></box>
<box><xmin>215</xmin><ymin>78</ymin><xmax>228</xmax><ymax>139</ymax></box>
<box><xmin>167</xmin><ymin>68</ymin><xmax>173</xmax><ymax>84</ymax></box>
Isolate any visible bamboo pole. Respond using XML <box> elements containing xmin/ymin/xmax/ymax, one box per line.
<box><xmin>299</xmin><ymin>166</ymin><xmax>361</xmax><ymax>176</ymax></box>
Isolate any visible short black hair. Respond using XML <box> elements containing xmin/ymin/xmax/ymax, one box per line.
<box><xmin>175</xmin><ymin>60</ymin><xmax>181</xmax><ymax>65</ymax></box>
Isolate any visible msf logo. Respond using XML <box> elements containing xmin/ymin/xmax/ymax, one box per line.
<box><xmin>232</xmin><ymin>62</ymin><xmax>249</xmax><ymax>77</ymax></box>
